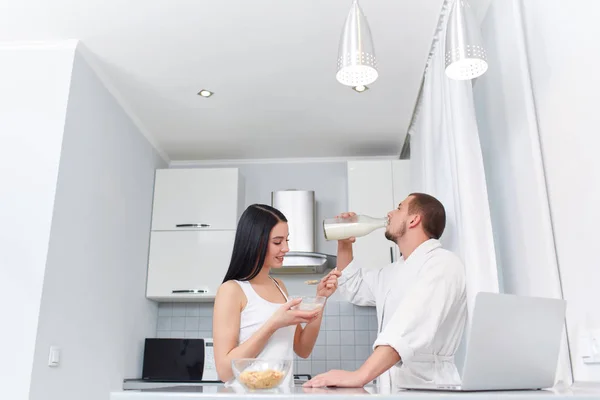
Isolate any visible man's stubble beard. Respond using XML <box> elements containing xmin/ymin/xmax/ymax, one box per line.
<box><xmin>385</xmin><ymin>220</ymin><xmax>406</xmax><ymax>243</ymax></box>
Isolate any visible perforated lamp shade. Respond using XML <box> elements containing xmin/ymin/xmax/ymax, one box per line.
<box><xmin>445</xmin><ymin>0</ymin><xmax>488</xmax><ymax>80</ymax></box>
<box><xmin>336</xmin><ymin>0</ymin><xmax>378</xmax><ymax>86</ymax></box>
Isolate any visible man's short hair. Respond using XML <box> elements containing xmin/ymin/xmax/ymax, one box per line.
<box><xmin>407</xmin><ymin>193</ymin><xmax>446</xmax><ymax>239</ymax></box>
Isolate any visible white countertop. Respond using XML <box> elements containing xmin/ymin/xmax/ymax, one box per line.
<box><xmin>111</xmin><ymin>383</ymin><xmax>600</xmax><ymax>399</ymax></box>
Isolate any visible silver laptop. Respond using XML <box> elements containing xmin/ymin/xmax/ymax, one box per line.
<box><xmin>401</xmin><ymin>292</ymin><xmax>566</xmax><ymax>392</ymax></box>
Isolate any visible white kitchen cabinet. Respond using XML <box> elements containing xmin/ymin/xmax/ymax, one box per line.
<box><xmin>151</xmin><ymin>168</ymin><xmax>241</xmax><ymax>231</ymax></box>
<box><xmin>392</xmin><ymin>160</ymin><xmax>411</xmax><ymax>208</ymax></box>
<box><xmin>147</xmin><ymin>167</ymin><xmax>241</xmax><ymax>301</ymax></box>
<box><xmin>147</xmin><ymin>230</ymin><xmax>236</xmax><ymax>301</ymax></box>
<box><xmin>347</xmin><ymin>160</ymin><xmax>411</xmax><ymax>269</ymax></box>
<box><xmin>391</xmin><ymin>160</ymin><xmax>411</xmax><ymax>262</ymax></box>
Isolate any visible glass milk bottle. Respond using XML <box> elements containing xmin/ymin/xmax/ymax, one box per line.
<box><xmin>323</xmin><ymin>214</ymin><xmax>389</xmax><ymax>241</ymax></box>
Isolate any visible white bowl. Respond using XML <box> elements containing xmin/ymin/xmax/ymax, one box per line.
<box><xmin>291</xmin><ymin>296</ymin><xmax>326</xmax><ymax>311</ymax></box>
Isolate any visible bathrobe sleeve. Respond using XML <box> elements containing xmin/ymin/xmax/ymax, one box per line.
<box><xmin>337</xmin><ymin>260</ymin><xmax>383</xmax><ymax>307</ymax></box>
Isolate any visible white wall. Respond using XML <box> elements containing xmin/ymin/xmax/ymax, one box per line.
<box><xmin>0</xmin><ymin>41</ymin><xmax>76</xmax><ymax>400</ymax></box>
<box><xmin>520</xmin><ymin>0</ymin><xmax>600</xmax><ymax>382</ymax></box>
<box><xmin>27</xmin><ymin>49</ymin><xmax>167</xmax><ymax>400</ymax></box>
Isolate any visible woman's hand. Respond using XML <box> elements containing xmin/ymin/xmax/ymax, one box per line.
<box><xmin>317</xmin><ymin>269</ymin><xmax>341</xmax><ymax>298</ymax></box>
<box><xmin>268</xmin><ymin>298</ymin><xmax>320</xmax><ymax>331</ymax></box>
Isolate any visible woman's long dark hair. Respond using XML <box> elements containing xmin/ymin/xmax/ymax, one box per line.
<box><xmin>222</xmin><ymin>204</ymin><xmax>287</xmax><ymax>282</ymax></box>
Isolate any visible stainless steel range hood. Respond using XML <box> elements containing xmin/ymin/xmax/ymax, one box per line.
<box><xmin>270</xmin><ymin>190</ymin><xmax>336</xmax><ymax>274</ymax></box>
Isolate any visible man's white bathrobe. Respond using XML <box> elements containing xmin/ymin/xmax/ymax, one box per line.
<box><xmin>338</xmin><ymin>239</ymin><xmax>467</xmax><ymax>392</ymax></box>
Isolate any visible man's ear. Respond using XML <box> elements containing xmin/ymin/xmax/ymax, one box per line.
<box><xmin>408</xmin><ymin>214</ymin><xmax>421</xmax><ymax>229</ymax></box>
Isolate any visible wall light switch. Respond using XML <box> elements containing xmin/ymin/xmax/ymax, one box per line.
<box><xmin>581</xmin><ymin>329</ymin><xmax>600</xmax><ymax>364</ymax></box>
<box><xmin>48</xmin><ymin>346</ymin><xmax>60</xmax><ymax>367</ymax></box>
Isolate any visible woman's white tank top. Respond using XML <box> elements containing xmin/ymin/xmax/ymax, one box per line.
<box><xmin>225</xmin><ymin>278</ymin><xmax>296</xmax><ymax>388</ymax></box>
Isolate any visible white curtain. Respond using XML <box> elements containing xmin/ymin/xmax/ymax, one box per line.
<box><xmin>471</xmin><ymin>0</ymin><xmax>572</xmax><ymax>385</ymax></box>
<box><xmin>409</xmin><ymin>0</ymin><xmax>572</xmax><ymax>385</ymax></box>
<box><xmin>408</xmin><ymin>1</ymin><xmax>499</xmax><ymax>372</ymax></box>
<box><xmin>409</xmin><ymin>0</ymin><xmax>500</xmax><ymax>319</ymax></box>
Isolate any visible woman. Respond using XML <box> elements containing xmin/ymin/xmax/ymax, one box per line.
<box><xmin>212</xmin><ymin>204</ymin><xmax>340</xmax><ymax>387</ymax></box>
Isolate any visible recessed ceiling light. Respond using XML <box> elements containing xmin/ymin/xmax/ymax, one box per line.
<box><xmin>352</xmin><ymin>85</ymin><xmax>369</xmax><ymax>93</ymax></box>
<box><xmin>197</xmin><ymin>89</ymin><xmax>214</xmax><ymax>98</ymax></box>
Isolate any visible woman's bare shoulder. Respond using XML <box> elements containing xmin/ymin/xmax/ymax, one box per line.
<box><xmin>216</xmin><ymin>280</ymin><xmax>246</xmax><ymax>310</ymax></box>
<box><xmin>219</xmin><ymin>279</ymin><xmax>239</xmax><ymax>291</ymax></box>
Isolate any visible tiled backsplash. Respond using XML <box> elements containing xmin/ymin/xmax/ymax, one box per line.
<box><xmin>156</xmin><ymin>301</ymin><xmax>378</xmax><ymax>376</ymax></box>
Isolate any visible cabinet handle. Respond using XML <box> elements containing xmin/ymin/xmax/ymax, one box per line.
<box><xmin>172</xmin><ymin>289</ymin><xmax>208</xmax><ymax>294</ymax></box>
<box><xmin>390</xmin><ymin>247</ymin><xmax>394</xmax><ymax>263</ymax></box>
<box><xmin>175</xmin><ymin>224</ymin><xmax>211</xmax><ymax>228</ymax></box>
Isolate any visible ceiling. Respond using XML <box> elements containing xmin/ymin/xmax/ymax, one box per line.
<box><xmin>0</xmin><ymin>0</ymin><xmax>492</xmax><ymax>161</ymax></box>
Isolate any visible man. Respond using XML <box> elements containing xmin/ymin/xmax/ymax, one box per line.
<box><xmin>304</xmin><ymin>193</ymin><xmax>467</xmax><ymax>392</ymax></box>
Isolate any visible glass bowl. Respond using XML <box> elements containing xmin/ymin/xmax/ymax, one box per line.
<box><xmin>291</xmin><ymin>296</ymin><xmax>326</xmax><ymax>311</ymax></box>
<box><xmin>231</xmin><ymin>358</ymin><xmax>292</xmax><ymax>390</ymax></box>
